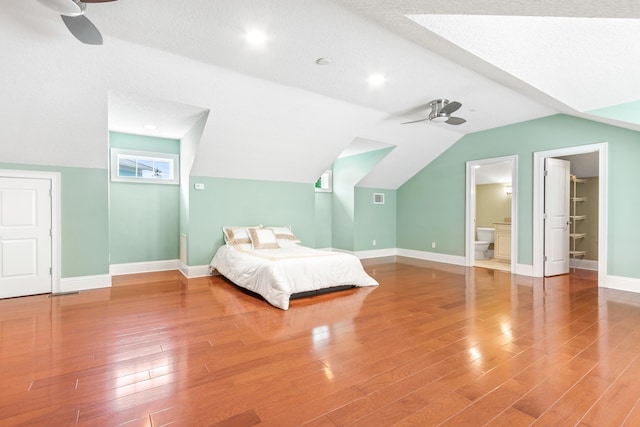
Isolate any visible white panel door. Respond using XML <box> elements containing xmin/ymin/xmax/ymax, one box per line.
<box><xmin>544</xmin><ymin>158</ymin><xmax>570</xmax><ymax>276</ymax></box>
<box><xmin>0</xmin><ymin>177</ymin><xmax>52</xmax><ymax>298</ymax></box>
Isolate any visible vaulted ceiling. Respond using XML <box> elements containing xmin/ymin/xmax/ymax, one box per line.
<box><xmin>2</xmin><ymin>1</ymin><xmax>639</xmax><ymax>189</ymax></box>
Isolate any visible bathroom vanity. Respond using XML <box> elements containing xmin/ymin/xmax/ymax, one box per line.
<box><xmin>493</xmin><ymin>222</ymin><xmax>511</xmax><ymax>262</ymax></box>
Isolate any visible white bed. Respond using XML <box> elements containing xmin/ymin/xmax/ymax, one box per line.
<box><xmin>210</xmin><ymin>242</ymin><xmax>378</xmax><ymax>310</ymax></box>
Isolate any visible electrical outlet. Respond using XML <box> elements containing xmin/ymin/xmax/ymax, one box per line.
<box><xmin>431</xmin><ymin>242</ymin><xmax>436</xmax><ymax>248</ymax></box>
<box><xmin>372</xmin><ymin>240</ymin><xmax>376</xmax><ymax>246</ymax></box>
<box><xmin>194</xmin><ymin>183</ymin><xmax>205</xmax><ymax>190</ymax></box>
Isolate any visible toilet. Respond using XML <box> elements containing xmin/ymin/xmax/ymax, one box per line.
<box><xmin>475</xmin><ymin>227</ymin><xmax>495</xmax><ymax>260</ymax></box>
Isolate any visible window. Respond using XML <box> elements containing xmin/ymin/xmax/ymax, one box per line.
<box><xmin>110</xmin><ymin>148</ymin><xmax>179</xmax><ymax>185</ymax></box>
<box><xmin>315</xmin><ymin>170</ymin><xmax>332</xmax><ymax>193</ymax></box>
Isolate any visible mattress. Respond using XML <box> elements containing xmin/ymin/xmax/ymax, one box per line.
<box><xmin>210</xmin><ymin>243</ymin><xmax>378</xmax><ymax>309</ymax></box>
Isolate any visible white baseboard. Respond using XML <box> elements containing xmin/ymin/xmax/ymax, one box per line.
<box><xmin>178</xmin><ymin>262</ymin><xmax>212</xmax><ymax>278</ymax></box>
<box><xmin>110</xmin><ymin>259</ymin><xmax>179</xmax><ymax>276</ymax></box>
<box><xmin>109</xmin><ymin>260</ymin><xmax>212</xmax><ymax>279</ymax></box>
<box><xmin>330</xmin><ymin>247</ymin><xmax>466</xmax><ymax>266</ymax></box>
<box><xmin>354</xmin><ymin>248</ymin><xmax>397</xmax><ymax>259</ymax></box>
<box><xmin>178</xmin><ymin>261</ymin><xmax>188</xmax><ymax>277</ymax></box>
<box><xmin>325</xmin><ymin>247</ymin><xmax>397</xmax><ymax>259</ymax></box>
<box><xmin>570</xmin><ymin>258</ymin><xmax>598</xmax><ymax>271</ymax></box>
<box><xmin>515</xmin><ymin>264</ymin><xmax>534</xmax><ymax>277</ymax></box>
<box><xmin>60</xmin><ymin>274</ymin><xmax>111</xmax><ymax>292</ymax></box>
<box><xmin>396</xmin><ymin>248</ymin><xmax>466</xmax><ymax>266</ymax></box>
<box><xmin>605</xmin><ymin>275</ymin><xmax>640</xmax><ymax>293</ymax></box>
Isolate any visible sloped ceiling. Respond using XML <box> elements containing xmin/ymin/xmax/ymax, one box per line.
<box><xmin>2</xmin><ymin>1</ymin><xmax>639</xmax><ymax>189</ymax></box>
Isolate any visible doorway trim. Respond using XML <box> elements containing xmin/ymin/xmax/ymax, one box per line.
<box><xmin>465</xmin><ymin>155</ymin><xmax>518</xmax><ymax>273</ymax></box>
<box><xmin>0</xmin><ymin>169</ymin><xmax>61</xmax><ymax>294</ymax></box>
<box><xmin>532</xmin><ymin>142</ymin><xmax>608</xmax><ymax>285</ymax></box>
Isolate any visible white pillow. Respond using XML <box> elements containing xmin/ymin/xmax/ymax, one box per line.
<box><xmin>248</xmin><ymin>228</ymin><xmax>280</xmax><ymax>249</ymax></box>
<box><xmin>266</xmin><ymin>226</ymin><xmax>300</xmax><ymax>243</ymax></box>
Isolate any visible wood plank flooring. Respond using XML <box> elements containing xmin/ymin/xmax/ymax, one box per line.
<box><xmin>2</xmin><ymin>257</ymin><xmax>640</xmax><ymax>426</ymax></box>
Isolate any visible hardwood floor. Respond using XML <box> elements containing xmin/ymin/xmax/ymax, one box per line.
<box><xmin>2</xmin><ymin>258</ymin><xmax>640</xmax><ymax>426</ymax></box>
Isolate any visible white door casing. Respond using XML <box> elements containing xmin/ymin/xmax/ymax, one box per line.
<box><xmin>0</xmin><ymin>176</ymin><xmax>53</xmax><ymax>298</ymax></box>
<box><xmin>533</xmin><ymin>143</ymin><xmax>607</xmax><ymax>285</ymax></box>
<box><xmin>544</xmin><ymin>158</ymin><xmax>570</xmax><ymax>276</ymax></box>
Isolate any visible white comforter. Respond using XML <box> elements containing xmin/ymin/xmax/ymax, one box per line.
<box><xmin>210</xmin><ymin>244</ymin><xmax>378</xmax><ymax>310</ymax></box>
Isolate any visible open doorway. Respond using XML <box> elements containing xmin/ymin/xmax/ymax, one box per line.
<box><xmin>532</xmin><ymin>143</ymin><xmax>608</xmax><ymax>285</ymax></box>
<box><xmin>465</xmin><ymin>156</ymin><xmax>518</xmax><ymax>273</ymax></box>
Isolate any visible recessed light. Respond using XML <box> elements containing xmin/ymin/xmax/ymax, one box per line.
<box><xmin>367</xmin><ymin>74</ymin><xmax>386</xmax><ymax>86</ymax></box>
<box><xmin>144</xmin><ymin>124</ymin><xmax>156</xmax><ymax>130</ymax></box>
<box><xmin>246</xmin><ymin>29</ymin><xmax>267</xmax><ymax>46</ymax></box>
<box><xmin>315</xmin><ymin>57</ymin><xmax>332</xmax><ymax>65</ymax></box>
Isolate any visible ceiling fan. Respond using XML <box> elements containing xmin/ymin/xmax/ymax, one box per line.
<box><xmin>36</xmin><ymin>0</ymin><xmax>117</xmax><ymax>45</ymax></box>
<box><xmin>402</xmin><ymin>99</ymin><xmax>467</xmax><ymax>126</ymax></box>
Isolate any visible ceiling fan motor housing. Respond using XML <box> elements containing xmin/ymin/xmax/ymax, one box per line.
<box><xmin>429</xmin><ymin>99</ymin><xmax>450</xmax><ymax>121</ymax></box>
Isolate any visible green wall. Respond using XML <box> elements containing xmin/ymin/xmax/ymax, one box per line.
<box><xmin>354</xmin><ymin>187</ymin><xmax>396</xmax><ymax>251</ymax></box>
<box><xmin>187</xmin><ymin>177</ymin><xmax>316</xmax><ymax>265</ymax></box>
<box><xmin>590</xmin><ymin>100</ymin><xmax>640</xmax><ymax>126</ymax></box>
<box><xmin>109</xmin><ymin>132</ymin><xmax>180</xmax><ymax>264</ymax></box>
<box><xmin>0</xmin><ymin>163</ymin><xmax>109</xmax><ymax>278</ymax></box>
<box><xmin>109</xmin><ymin>182</ymin><xmax>180</xmax><ymax>263</ymax></box>
<box><xmin>397</xmin><ymin>114</ymin><xmax>640</xmax><ymax>278</ymax></box>
<box><xmin>315</xmin><ymin>191</ymin><xmax>332</xmax><ymax>248</ymax></box>
<box><xmin>11</xmin><ymin>113</ymin><xmax>640</xmax><ymax>282</ymax></box>
<box><xmin>332</xmin><ymin>148</ymin><xmax>394</xmax><ymax>251</ymax></box>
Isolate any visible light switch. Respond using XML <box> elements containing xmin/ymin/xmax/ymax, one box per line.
<box><xmin>194</xmin><ymin>183</ymin><xmax>205</xmax><ymax>190</ymax></box>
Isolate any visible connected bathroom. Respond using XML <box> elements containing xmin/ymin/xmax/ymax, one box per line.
<box><xmin>474</xmin><ymin>163</ymin><xmax>512</xmax><ymax>271</ymax></box>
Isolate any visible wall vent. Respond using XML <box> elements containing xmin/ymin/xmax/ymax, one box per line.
<box><xmin>373</xmin><ymin>193</ymin><xmax>385</xmax><ymax>204</ymax></box>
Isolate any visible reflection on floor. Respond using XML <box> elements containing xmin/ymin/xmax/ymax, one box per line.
<box><xmin>475</xmin><ymin>258</ymin><xmax>510</xmax><ymax>272</ymax></box>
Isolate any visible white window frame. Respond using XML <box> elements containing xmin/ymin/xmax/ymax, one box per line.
<box><xmin>315</xmin><ymin>170</ymin><xmax>332</xmax><ymax>193</ymax></box>
<box><xmin>110</xmin><ymin>148</ymin><xmax>179</xmax><ymax>185</ymax></box>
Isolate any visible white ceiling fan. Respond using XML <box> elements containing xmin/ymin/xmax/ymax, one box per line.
<box><xmin>402</xmin><ymin>99</ymin><xmax>467</xmax><ymax>126</ymax></box>
<box><xmin>36</xmin><ymin>0</ymin><xmax>117</xmax><ymax>45</ymax></box>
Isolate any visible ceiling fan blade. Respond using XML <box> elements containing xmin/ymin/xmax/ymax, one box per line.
<box><xmin>394</xmin><ymin>104</ymin><xmax>431</xmax><ymax>118</ymax></box>
<box><xmin>61</xmin><ymin>15</ymin><xmax>103</xmax><ymax>45</ymax></box>
<box><xmin>446</xmin><ymin>116</ymin><xmax>466</xmax><ymax>125</ymax></box>
<box><xmin>37</xmin><ymin>0</ymin><xmax>85</xmax><ymax>16</ymax></box>
<box><xmin>440</xmin><ymin>101</ymin><xmax>462</xmax><ymax>115</ymax></box>
<box><xmin>401</xmin><ymin>118</ymin><xmax>431</xmax><ymax>125</ymax></box>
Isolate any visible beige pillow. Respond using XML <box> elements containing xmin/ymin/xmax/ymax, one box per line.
<box><xmin>249</xmin><ymin>228</ymin><xmax>280</xmax><ymax>249</ymax></box>
<box><xmin>223</xmin><ymin>226</ymin><xmax>253</xmax><ymax>245</ymax></box>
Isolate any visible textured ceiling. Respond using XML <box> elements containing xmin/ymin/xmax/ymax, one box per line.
<box><xmin>1</xmin><ymin>0</ymin><xmax>638</xmax><ymax>188</ymax></box>
<box><xmin>408</xmin><ymin>14</ymin><xmax>640</xmax><ymax>112</ymax></box>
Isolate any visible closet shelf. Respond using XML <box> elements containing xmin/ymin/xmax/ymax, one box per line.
<box><xmin>570</xmin><ymin>175</ymin><xmax>587</xmax><ymax>260</ymax></box>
